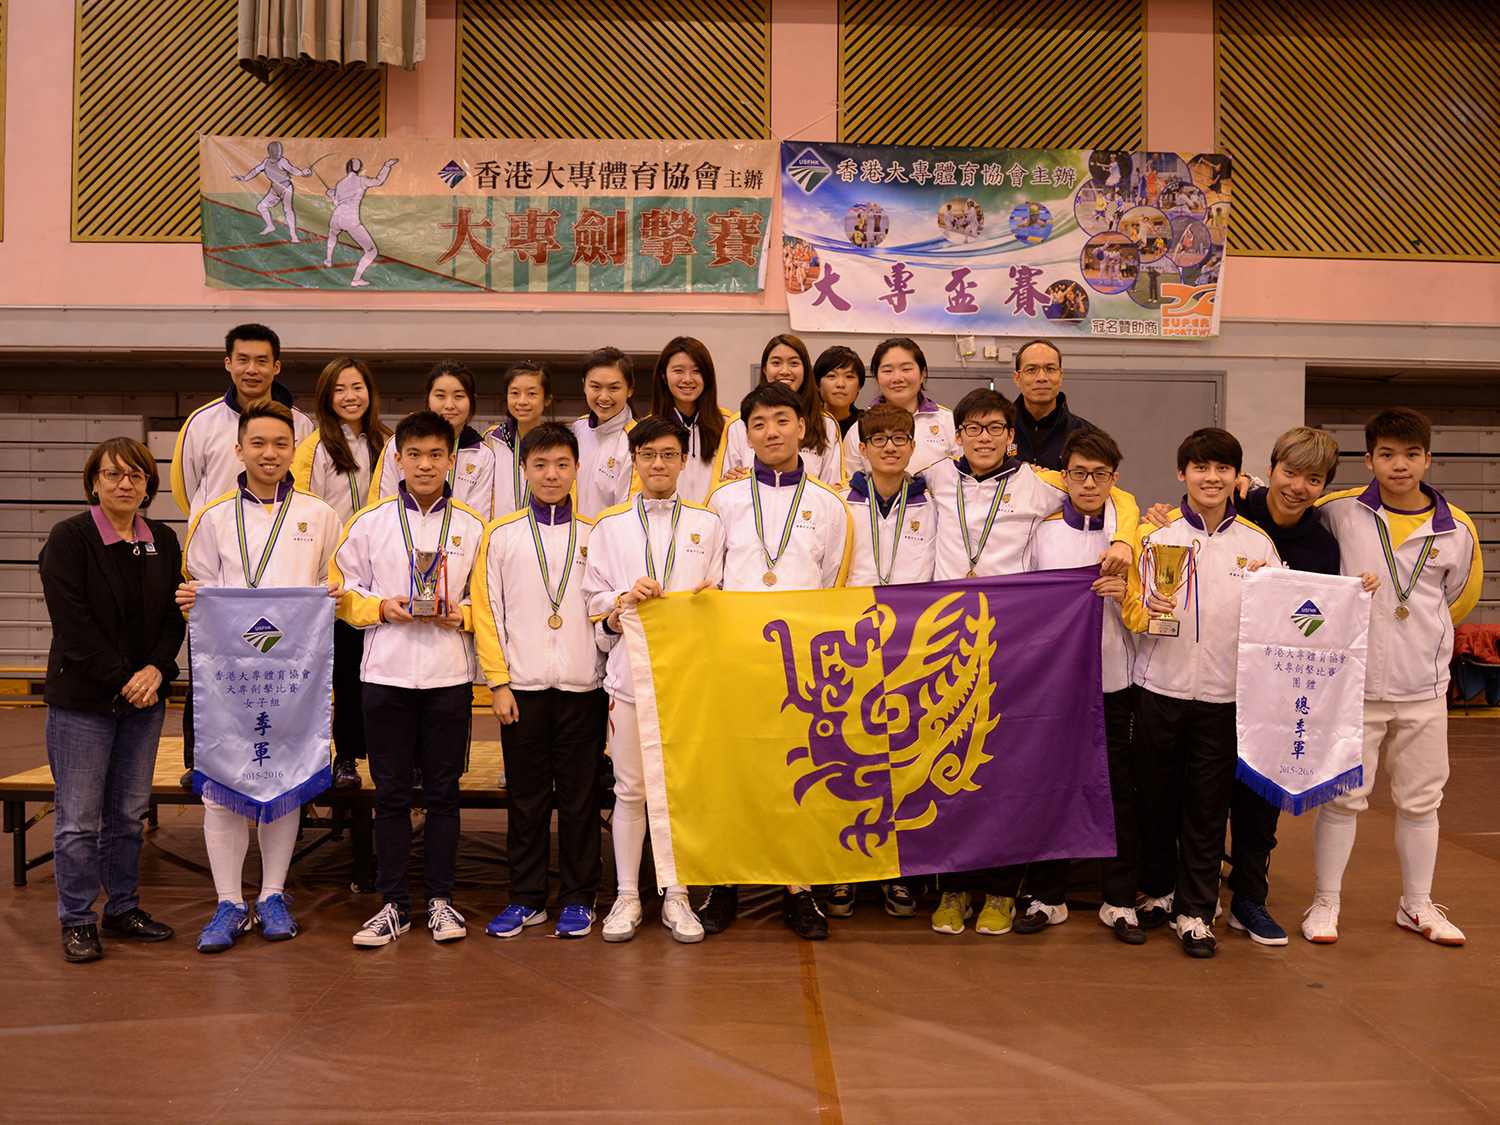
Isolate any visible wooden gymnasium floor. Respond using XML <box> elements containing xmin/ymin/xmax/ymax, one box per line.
<box><xmin>2</xmin><ymin>703</ymin><xmax>1499</xmax><ymax>1124</ymax></box>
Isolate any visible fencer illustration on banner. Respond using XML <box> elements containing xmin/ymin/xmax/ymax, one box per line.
<box><xmin>200</xmin><ymin>136</ymin><xmax>777</xmax><ymax>293</ymax></box>
<box><xmin>781</xmin><ymin>142</ymin><xmax>1233</xmax><ymax>338</ymax></box>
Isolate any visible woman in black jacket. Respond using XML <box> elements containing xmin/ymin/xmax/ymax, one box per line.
<box><xmin>40</xmin><ymin>437</ymin><xmax>186</xmax><ymax>962</ymax></box>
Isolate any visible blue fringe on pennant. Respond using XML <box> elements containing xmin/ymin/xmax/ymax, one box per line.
<box><xmin>191</xmin><ymin>765</ymin><xmax>332</xmax><ymax>824</ymax></box>
<box><xmin>1234</xmin><ymin>760</ymin><xmax>1364</xmax><ymax>816</ymax></box>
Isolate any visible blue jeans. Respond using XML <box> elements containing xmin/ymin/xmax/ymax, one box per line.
<box><xmin>46</xmin><ymin>702</ymin><xmax>165</xmax><ymax>926</ymax></box>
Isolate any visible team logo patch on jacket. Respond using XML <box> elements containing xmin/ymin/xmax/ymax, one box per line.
<box><xmin>910</xmin><ymin>520</ymin><xmax>921</xmax><ymax>531</ymax></box>
<box><xmin>690</xmin><ymin>533</ymin><xmax>701</xmax><ymax>544</ymax></box>
<box><xmin>451</xmin><ymin>536</ymin><xmax>462</xmax><ymax>547</ymax></box>
<box><xmin>929</xmin><ymin>425</ymin><xmax>939</xmax><ymax>435</ymax></box>
<box><xmin>802</xmin><ymin>510</ymin><xmax>813</xmax><ymax>520</ymax></box>
<box><xmin>607</xmin><ymin>457</ymin><xmax>616</xmax><ymax>468</ymax></box>
<box><xmin>297</xmin><ymin>522</ymin><xmax>307</xmax><ymax>532</ymax></box>
<box><xmin>465</xmin><ymin>463</ymin><xmax>475</xmax><ymax>473</ymax></box>
<box><xmin>1237</xmin><ymin>556</ymin><xmax>1248</xmax><ymax>567</ymax></box>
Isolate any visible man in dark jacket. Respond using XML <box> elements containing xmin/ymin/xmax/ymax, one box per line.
<box><xmin>1010</xmin><ymin>340</ymin><xmax>1095</xmax><ymax>471</ymax></box>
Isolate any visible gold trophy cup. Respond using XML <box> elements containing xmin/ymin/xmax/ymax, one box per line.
<box><xmin>1146</xmin><ymin>542</ymin><xmax>1193</xmax><ymax>637</ymax></box>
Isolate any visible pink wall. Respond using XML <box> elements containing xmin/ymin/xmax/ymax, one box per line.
<box><xmin>1</xmin><ymin>0</ymin><xmax>1495</xmax><ymax>324</ymax></box>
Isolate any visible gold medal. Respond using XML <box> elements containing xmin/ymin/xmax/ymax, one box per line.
<box><xmin>1395</xmin><ymin>605</ymin><xmax>1410</xmax><ymax>620</ymax></box>
<box><xmin>966</xmin><ymin>569</ymin><xmax>977</xmax><ymax>578</ymax></box>
<box><xmin>763</xmin><ymin>571</ymin><xmax>777</xmax><ymax>586</ymax></box>
<box><xmin>548</xmin><ymin>613</ymin><xmax>563</xmax><ymax>629</ymax></box>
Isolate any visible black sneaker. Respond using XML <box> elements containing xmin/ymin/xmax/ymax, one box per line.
<box><xmin>101</xmin><ymin>907</ymin><xmax>174</xmax><ymax>942</ymax></box>
<box><xmin>62</xmin><ymin>924</ymin><xmax>102</xmax><ymax>963</ymax></box>
<box><xmin>826</xmin><ymin>884</ymin><xmax>855</xmax><ymax>917</ymax></box>
<box><xmin>1173</xmin><ymin>914</ymin><xmax>1217</xmax><ymax>958</ymax></box>
<box><xmin>179</xmin><ymin>769</ymin><xmax>194</xmax><ymax>790</ymax></box>
<box><xmin>698</xmin><ymin>885</ymin><xmax>738</xmax><ymax>934</ymax></box>
<box><xmin>1136</xmin><ymin>893</ymin><xmax>1173</xmax><ymax>929</ymax></box>
<box><xmin>783</xmin><ymin>890</ymin><xmax>829</xmax><ymax>940</ymax></box>
<box><xmin>882</xmin><ymin>882</ymin><xmax>917</xmax><ymax>917</ymax></box>
<box><xmin>332</xmin><ymin>759</ymin><xmax>362</xmax><ymax>790</ymax></box>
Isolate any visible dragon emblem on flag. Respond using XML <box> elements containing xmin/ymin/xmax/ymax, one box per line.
<box><xmin>765</xmin><ymin>591</ymin><xmax>1001</xmax><ymax>856</ymax></box>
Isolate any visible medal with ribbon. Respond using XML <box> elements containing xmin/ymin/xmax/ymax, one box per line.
<box><xmin>869</xmin><ymin>481</ymin><xmax>909</xmax><ymax>586</ymax></box>
<box><xmin>528</xmin><ymin>505</ymin><xmax>577</xmax><ymax>628</ymax></box>
<box><xmin>637</xmin><ymin>496</ymin><xmax>681</xmax><ymax>588</ymax></box>
<box><xmin>751</xmin><ymin>470</ymin><xmax>807</xmax><ymax>586</ymax></box>
<box><xmin>235</xmin><ymin>488</ymin><xmax>293</xmax><ymax>589</ymax></box>
<box><xmin>1375</xmin><ymin>513</ymin><xmax>1435</xmax><ymax>622</ymax></box>
<box><xmin>956</xmin><ymin>468</ymin><xmax>1008</xmax><ymax>578</ymax></box>
<box><xmin>397</xmin><ymin>493</ymin><xmax>452</xmax><ymax>617</ymax></box>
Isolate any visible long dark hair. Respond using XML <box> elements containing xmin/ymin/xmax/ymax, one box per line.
<box><xmin>650</xmin><ymin>336</ymin><xmax>723</xmax><ymax>464</ymax></box>
<box><xmin>759</xmin><ymin>333</ymin><xmax>828</xmax><ymax>454</ymax></box>
<box><xmin>313</xmin><ymin>356</ymin><xmax>390</xmax><ymax>474</ymax></box>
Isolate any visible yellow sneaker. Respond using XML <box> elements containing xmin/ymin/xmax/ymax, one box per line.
<box><xmin>930</xmin><ymin>891</ymin><xmax>972</xmax><ymax>934</ymax></box>
<box><xmin>976</xmin><ymin>894</ymin><xmax>1015</xmax><ymax>935</ymax></box>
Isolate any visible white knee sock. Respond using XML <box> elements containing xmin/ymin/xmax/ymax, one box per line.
<box><xmin>256</xmin><ymin>810</ymin><xmax>301</xmax><ymax>902</ymax></box>
<box><xmin>203</xmin><ymin>801</ymin><xmax>250</xmax><ymax>905</ymax></box>
<box><xmin>1394</xmin><ymin>811</ymin><xmax>1440</xmax><ymax>906</ymax></box>
<box><xmin>611</xmin><ymin>800</ymin><xmax>648</xmax><ymax>899</ymax></box>
<box><xmin>1313</xmin><ymin>806</ymin><xmax>1358</xmax><ymax>900</ymax></box>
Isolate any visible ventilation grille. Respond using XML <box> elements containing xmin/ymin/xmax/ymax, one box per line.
<box><xmin>1218</xmin><ymin>0</ymin><xmax>1500</xmax><ymax>261</ymax></box>
<box><xmin>456</xmin><ymin>0</ymin><xmax>770</xmax><ymax>140</ymax></box>
<box><xmin>72</xmin><ymin>0</ymin><xmax>384</xmax><ymax>242</ymax></box>
<box><xmin>839</xmin><ymin>0</ymin><xmax>1143</xmax><ymax>148</ymax></box>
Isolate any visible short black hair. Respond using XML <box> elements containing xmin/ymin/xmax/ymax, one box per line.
<box><xmin>953</xmin><ymin>388</ymin><xmax>1015</xmax><ymax>429</ymax></box>
<box><xmin>395</xmin><ymin>410</ymin><xmax>455</xmax><ymax>452</ymax></box>
<box><xmin>1177</xmin><ymin>427</ymin><xmax>1242</xmax><ymax>473</ymax></box>
<box><xmin>1015</xmin><ymin>339</ymin><xmax>1062</xmax><ymax>371</ymax></box>
<box><xmin>740</xmin><ymin>380</ymin><xmax>802</xmax><ymax>424</ymax></box>
<box><xmin>226</xmin><ymin>323</ymin><xmax>281</xmax><ymax>361</ymax></box>
<box><xmin>628</xmin><ymin>414</ymin><xmax>689</xmax><ymax>455</ymax></box>
<box><xmin>520</xmin><ymin>421</ymin><xmax>579</xmax><ymax>463</ymax></box>
<box><xmin>814</xmin><ymin>345</ymin><xmax>866</xmax><ymax>388</ymax></box>
<box><xmin>1365</xmin><ymin>407</ymin><xmax>1432</xmax><ymax>455</ymax></box>
<box><xmin>237</xmin><ymin>400</ymin><xmax>295</xmax><ymax>441</ymax></box>
<box><xmin>1062</xmin><ymin>427</ymin><xmax>1121</xmax><ymax>471</ymax></box>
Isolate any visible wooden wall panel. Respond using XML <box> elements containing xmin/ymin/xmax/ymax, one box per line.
<box><xmin>838</xmin><ymin>0</ymin><xmax>1144</xmax><ymax>148</ymax></box>
<box><xmin>72</xmin><ymin>0</ymin><xmax>384</xmax><ymax>242</ymax></box>
<box><xmin>1218</xmin><ymin>0</ymin><xmax>1500</xmax><ymax>260</ymax></box>
<box><xmin>456</xmin><ymin>0</ymin><xmax>770</xmax><ymax>140</ymax></box>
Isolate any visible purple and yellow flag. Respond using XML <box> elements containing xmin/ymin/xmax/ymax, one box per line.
<box><xmin>621</xmin><ymin>569</ymin><xmax>1114</xmax><ymax>886</ymax></box>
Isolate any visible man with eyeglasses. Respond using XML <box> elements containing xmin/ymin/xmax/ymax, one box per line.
<box><xmin>825</xmin><ymin>403</ymin><xmax>938</xmax><ymax>923</ymax></box>
<box><xmin>1010</xmin><ymin>339</ymin><xmax>1096</xmax><ymax>472</ymax></box>
<box><xmin>921</xmin><ymin>389</ymin><xmax>1138</xmax><ymax>938</ymax></box>
<box><xmin>586</xmin><ymin>415</ymin><xmax>725</xmax><ymax>946</ymax></box>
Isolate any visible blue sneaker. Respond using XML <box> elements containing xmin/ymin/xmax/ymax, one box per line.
<box><xmin>1228</xmin><ymin>894</ymin><xmax>1289</xmax><ymax>946</ymax></box>
<box><xmin>486</xmin><ymin>904</ymin><xmax>547</xmax><ymax>938</ymax></box>
<box><xmin>555</xmin><ymin>904</ymin><xmax>595</xmax><ymax>938</ymax></box>
<box><xmin>198</xmin><ymin>901</ymin><xmax>251</xmax><ymax>953</ymax></box>
<box><xmin>257</xmin><ymin>893</ymin><xmax>298</xmax><ymax>942</ymax></box>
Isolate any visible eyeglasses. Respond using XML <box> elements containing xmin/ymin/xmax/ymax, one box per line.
<box><xmin>99</xmin><ymin>469</ymin><xmax>148</xmax><ymax>485</ymax></box>
<box><xmin>634</xmin><ymin>450</ymin><xmax>683</xmax><ymax>464</ymax></box>
<box><xmin>865</xmin><ymin>433</ymin><xmax>913</xmax><ymax>449</ymax></box>
<box><xmin>1064</xmin><ymin>468</ymin><xmax>1115</xmax><ymax>484</ymax></box>
<box><xmin>1019</xmin><ymin>364</ymin><xmax>1062</xmax><ymax>378</ymax></box>
<box><xmin>959</xmin><ymin>422</ymin><xmax>1012</xmax><ymax>438</ymax></box>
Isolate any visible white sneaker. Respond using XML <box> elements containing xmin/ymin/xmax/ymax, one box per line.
<box><xmin>602</xmin><ymin>895</ymin><xmax>643</xmax><ymax>943</ymax></box>
<box><xmin>1301</xmin><ymin>895</ymin><xmax>1340</xmax><ymax>944</ymax></box>
<box><xmin>661</xmin><ymin>895</ymin><xmax>706</xmax><ymax>943</ymax></box>
<box><xmin>1397</xmin><ymin>899</ymin><xmax>1466</xmax><ymax>946</ymax></box>
<box><xmin>353</xmin><ymin>902</ymin><xmax>410</xmax><ymax>947</ymax></box>
<box><xmin>426</xmin><ymin>897</ymin><xmax>466</xmax><ymax>942</ymax></box>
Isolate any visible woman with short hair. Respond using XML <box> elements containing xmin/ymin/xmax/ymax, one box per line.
<box><xmin>40</xmin><ymin>437</ymin><xmax>186</xmax><ymax>962</ymax></box>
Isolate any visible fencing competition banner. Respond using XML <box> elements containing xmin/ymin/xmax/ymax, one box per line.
<box><xmin>1235</xmin><ymin>568</ymin><xmax>1370</xmax><ymax>814</ymax></box>
<box><xmin>781</xmin><ymin>142</ymin><xmax>1233</xmax><ymax>339</ymax></box>
<box><xmin>199</xmin><ymin>136</ymin><xmax>777</xmax><ymax>293</ymax></box>
<box><xmin>190</xmin><ymin>587</ymin><xmax>334</xmax><ymax>822</ymax></box>
<box><xmin>622</xmin><ymin>569</ymin><xmax>1115</xmax><ymax>887</ymax></box>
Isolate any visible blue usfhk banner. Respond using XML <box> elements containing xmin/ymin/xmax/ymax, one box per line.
<box><xmin>190</xmin><ymin>587</ymin><xmax>334</xmax><ymax>822</ymax></box>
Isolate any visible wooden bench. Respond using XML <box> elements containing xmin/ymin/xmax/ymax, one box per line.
<box><xmin>0</xmin><ymin>736</ymin><xmax>570</xmax><ymax>893</ymax></box>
